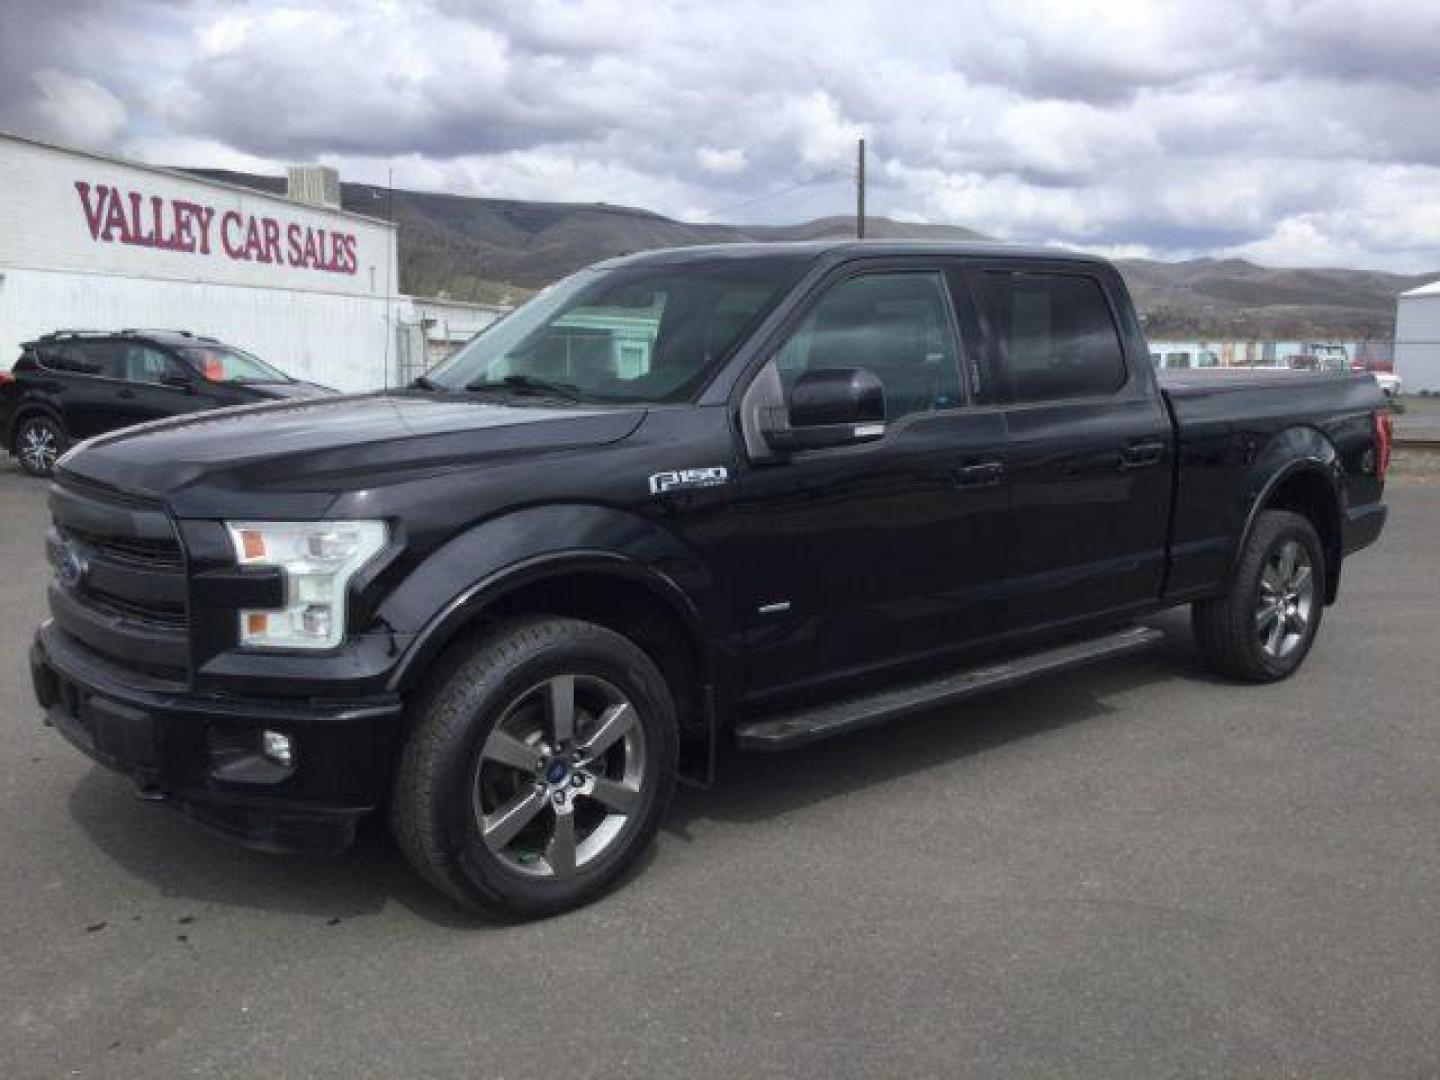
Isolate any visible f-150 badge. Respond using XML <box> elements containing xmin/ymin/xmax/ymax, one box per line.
<box><xmin>649</xmin><ymin>466</ymin><xmax>729</xmax><ymax>495</ymax></box>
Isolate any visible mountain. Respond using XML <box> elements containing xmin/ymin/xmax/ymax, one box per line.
<box><xmin>1116</xmin><ymin>257</ymin><xmax>1436</xmax><ymax>339</ymax></box>
<box><xmin>185</xmin><ymin>169</ymin><xmax>1431</xmax><ymax>338</ymax></box>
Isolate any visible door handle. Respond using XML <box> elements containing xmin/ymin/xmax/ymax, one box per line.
<box><xmin>1118</xmin><ymin>441</ymin><xmax>1165</xmax><ymax>469</ymax></box>
<box><xmin>953</xmin><ymin>461</ymin><xmax>1005</xmax><ymax>488</ymax></box>
<box><xmin>117</xmin><ymin>388</ymin><xmax>135</xmax><ymax>399</ymax></box>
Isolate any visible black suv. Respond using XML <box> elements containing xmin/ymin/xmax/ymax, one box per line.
<box><xmin>1</xmin><ymin>330</ymin><xmax>333</xmax><ymax>477</ymax></box>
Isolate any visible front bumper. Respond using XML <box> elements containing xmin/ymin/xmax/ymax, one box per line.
<box><xmin>31</xmin><ymin>621</ymin><xmax>404</xmax><ymax>855</ymax></box>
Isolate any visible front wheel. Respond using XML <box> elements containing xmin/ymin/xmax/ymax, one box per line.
<box><xmin>391</xmin><ymin>617</ymin><xmax>677</xmax><ymax>917</ymax></box>
<box><xmin>1192</xmin><ymin>509</ymin><xmax>1325</xmax><ymax>682</ymax></box>
<box><xmin>14</xmin><ymin>415</ymin><xmax>67</xmax><ymax>477</ymax></box>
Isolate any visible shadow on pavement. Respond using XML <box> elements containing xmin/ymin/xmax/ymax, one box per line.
<box><xmin>669</xmin><ymin>608</ymin><xmax>1214</xmax><ymax>831</ymax></box>
<box><xmin>65</xmin><ymin>770</ymin><xmax>501</xmax><ymax>929</ymax></box>
<box><xmin>62</xmin><ymin>610</ymin><xmax>1209</xmax><ymax>926</ymax></box>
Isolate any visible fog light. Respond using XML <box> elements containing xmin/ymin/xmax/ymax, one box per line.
<box><xmin>261</xmin><ymin>730</ymin><xmax>294</xmax><ymax>768</ymax></box>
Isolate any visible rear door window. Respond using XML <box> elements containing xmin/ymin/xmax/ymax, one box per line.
<box><xmin>974</xmin><ymin>271</ymin><xmax>1127</xmax><ymax>403</ymax></box>
<box><xmin>80</xmin><ymin>342</ymin><xmax>126</xmax><ymax>379</ymax></box>
<box><xmin>120</xmin><ymin>344</ymin><xmax>182</xmax><ymax>385</ymax></box>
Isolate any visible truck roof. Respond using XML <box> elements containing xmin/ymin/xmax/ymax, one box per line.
<box><xmin>594</xmin><ymin>239</ymin><xmax>1115</xmax><ymax>270</ymax></box>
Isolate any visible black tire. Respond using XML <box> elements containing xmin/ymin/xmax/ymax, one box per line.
<box><xmin>391</xmin><ymin>616</ymin><xmax>678</xmax><ymax>917</ymax></box>
<box><xmin>13</xmin><ymin>414</ymin><xmax>67</xmax><ymax>478</ymax></box>
<box><xmin>1192</xmin><ymin>509</ymin><xmax>1326</xmax><ymax>682</ymax></box>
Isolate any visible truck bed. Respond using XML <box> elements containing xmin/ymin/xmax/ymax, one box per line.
<box><xmin>1158</xmin><ymin>367</ymin><xmax>1387</xmax><ymax>603</ymax></box>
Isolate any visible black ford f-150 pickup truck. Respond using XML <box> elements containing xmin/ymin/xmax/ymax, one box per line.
<box><xmin>30</xmin><ymin>241</ymin><xmax>1390</xmax><ymax>916</ymax></box>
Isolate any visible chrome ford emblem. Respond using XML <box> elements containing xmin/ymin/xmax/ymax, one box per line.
<box><xmin>57</xmin><ymin>544</ymin><xmax>87</xmax><ymax>588</ymax></box>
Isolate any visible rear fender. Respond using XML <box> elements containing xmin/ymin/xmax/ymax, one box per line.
<box><xmin>1229</xmin><ymin>426</ymin><xmax>1343</xmax><ymax>600</ymax></box>
<box><xmin>6</xmin><ymin>401</ymin><xmax>67</xmax><ymax>448</ymax></box>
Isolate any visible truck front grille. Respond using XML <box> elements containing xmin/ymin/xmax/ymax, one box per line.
<box><xmin>46</xmin><ymin>478</ymin><xmax>190</xmax><ymax>681</ymax></box>
<box><xmin>63</xmin><ymin>526</ymin><xmax>185</xmax><ymax>571</ymax></box>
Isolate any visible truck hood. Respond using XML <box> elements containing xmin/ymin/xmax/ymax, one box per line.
<box><xmin>59</xmin><ymin>391</ymin><xmax>647</xmax><ymax>516</ymax></box>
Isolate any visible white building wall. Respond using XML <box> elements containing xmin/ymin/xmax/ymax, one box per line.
<box><xmin>0</xmin><ymin>266</ymin><xmax>396</xmax><ymax>392</ymax></box>
<box><xmin>0</xmin><ymin>132</ymin><xmax>400</xmax><ymax>391</ymax></box>
<box><xmin>1396</xmin><ymin>293</ymin><xmax>1440</xmax><ymax>392</ymax></box>
<box><xmin>405</xmin><ymin>296</ymin><xmax>506</xmax><ymax>364</ymax></box>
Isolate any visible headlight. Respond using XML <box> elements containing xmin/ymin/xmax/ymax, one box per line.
<box><xmin>226</xmin><ymin>521</ymin><xmax>387</xmax><ymax>649</ymax></box>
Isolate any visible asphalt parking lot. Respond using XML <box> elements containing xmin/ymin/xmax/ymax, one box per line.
<box><xmin>1</xmin><ymin>459</ymin><xmax>1437</xmax><ymax>1080</ymax></box>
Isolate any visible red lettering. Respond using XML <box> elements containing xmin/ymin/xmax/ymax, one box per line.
<box><xmin>244</xmin><ymin>216</ymin><xmax>266</xmax><ymax>262</ymax></box>
<box><xmin>103</xmin><ymin>190</ymin><xmax>130</xmax><ymax>242</ymax></box>
<box><xmin>74</xmin><ymin>182</ymin><xmax>107</xmax><ymax>240</ymax></box>
<box><xmin>171</xmin><ymin>202</ymin><xmax>195</xmax><ymax>253</ymax></box>
<box><xmin>74</xmin><ymin>179</ymin><xmax>361</xmax><ymax>274</ymax></box>
<box><xmin>127</xmin><ymin>191</ymin><xmax>150</xmax><ymax>247</ymax></box>
<box><xmin>261</xmin><ymin>217</ymin><xmax>282</xmax><ymax>265</ymax></box>
<box><xmin>149</xmin><ymin>195</ymin><xmax>178</xmax><ymax>250</ymax></box>
<box><xmin>221</xmin><ymin>210</ymin><xmax>245</xmax><ymax>258</ymax></box>
<box><xmin>302</xmin><ymin>227</ymin><xmax>320</xmax><ymax>269</ymax></box>
<box><xmin>192</xmin><ymin>204</ymin><xmax>215</xmax><ymax>254</ymax></box>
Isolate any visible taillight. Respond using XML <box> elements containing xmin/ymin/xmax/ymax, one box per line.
<box><xmin>1374</xmin><ymin>409</ymin><xmax>1393</xmax><ymax>480</ymax></box>
<box><xmin>0</xmin><ymin>372</ymin><xmax>14</xmax><ymax>386</ymax></box>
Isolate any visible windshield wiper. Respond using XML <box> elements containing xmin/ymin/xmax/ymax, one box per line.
<box><xmin>465</xmin><ymin>374</ymin><xmax>582</xmax><ymax>401</ymax></box>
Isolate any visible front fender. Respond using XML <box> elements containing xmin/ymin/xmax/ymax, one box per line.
<box><xmin>378</xmin><ymin>503</ymin><xmax>713</xmax><ymax>692</ymax></box>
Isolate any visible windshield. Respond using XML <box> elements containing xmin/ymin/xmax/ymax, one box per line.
<box><xmin>181</xmin><ymin>345</ymin><xmax>292</xmax><ymax>384</ymax></box>
<box><xmin>423</xmin><ymin>258</ymin><xmax>807</xmax><ymax>403</ymax></box>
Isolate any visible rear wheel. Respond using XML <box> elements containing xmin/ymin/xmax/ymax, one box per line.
<box><xmin>1192</xmin><ymin>509</ymin><xmax>1325</xmax><ymax>682</ymax></box>
<box><xmin>391</xmin><ymin>617</ymin><xmax>677</xmax><ymax>917</ymax></box>
<box><xmin>14</xmin><ymin>415</ymin><xmax>66</xmax><ymax>477</ymax></box>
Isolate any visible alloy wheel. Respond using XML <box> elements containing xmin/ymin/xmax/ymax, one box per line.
<box><xmin>18</xmin><ymin>421</ymin><xmax>59</xmax><ymax>475</ymax></box>
<box><xmin>1254</xmin><ymin>539</ymin><xmax>1315</xmax><ymax>659</ymax></box>
<box><xmin>472</xmin><ymin>673</ymin><xmax>647</xmax><ymax>879</ymax></box>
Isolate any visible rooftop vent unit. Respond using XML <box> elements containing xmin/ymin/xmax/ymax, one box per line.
<box><xmin>286</xmin><ymin>165</ymin><xmax>341</xmax><ymax>209</ymax></box>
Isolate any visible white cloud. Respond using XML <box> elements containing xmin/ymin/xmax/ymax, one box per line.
<box><xmin>2</xmin><ymin>0</ymin><xmax>1440</xmax><ymax>270</ymax></box>
<box><xmin>119</xmin><ymin>134</ymin><xmax>282</xmax><ymax>176</ymax></box>
<box><xmin>30</xmin><ymin>69</ymin><xmax>127</xmax><ymax>148</ymax></box>
<box><xmin>697</xmin><ymin>146</ymin><xmax>747</xmax><ymax>175</ymax></box>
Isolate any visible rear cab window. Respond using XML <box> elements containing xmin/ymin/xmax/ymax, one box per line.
<box><xmin>971</xmin><ymin>269</ymin><xmax>1128</xmax><ymax>404</ymax></box>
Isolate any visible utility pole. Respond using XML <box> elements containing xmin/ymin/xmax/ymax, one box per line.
<box><xmin>856</xmin><ymin>137</ymin><xmax>866</xmax><ymax>240</ymax></box>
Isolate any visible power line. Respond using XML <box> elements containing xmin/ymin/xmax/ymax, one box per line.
<box><xmin>700</xmin><ymin>170</ymin><xmax>849</xmax><ymax>220</ymax></box>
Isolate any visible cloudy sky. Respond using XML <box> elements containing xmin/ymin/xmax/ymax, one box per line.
<box><xmin>3</xmin><ymin>0</ymin><xmax>1440</xmax><ymax>271</ymax></box>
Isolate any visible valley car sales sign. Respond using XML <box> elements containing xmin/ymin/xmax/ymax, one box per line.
<box><xmin>74</xmin><ymin>182</ymin><xmax>360</xmax><ymax>275</ymax></box>
<box><xmin>0</xmin><ymin>134</ymin><xmax>394</xmax><ymax>298</ymax></box>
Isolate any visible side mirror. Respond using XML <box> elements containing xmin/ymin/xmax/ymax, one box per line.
<box><xmin>161</xmin><ymin>374</ymin><xmax>196</xmax><ymax>393</ymax></box>
<box><xmin>761</xmin><ymin>367</ymin><xmax>886</xmax><ymax>452</ymax></box>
